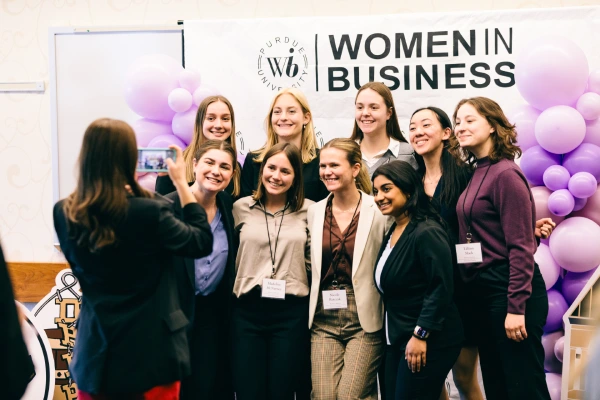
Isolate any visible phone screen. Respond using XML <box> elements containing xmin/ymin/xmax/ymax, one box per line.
<box><xmin>137</xmin><ymin>148</ymin><xmax>176</xmax><ymax>173</ymax></box>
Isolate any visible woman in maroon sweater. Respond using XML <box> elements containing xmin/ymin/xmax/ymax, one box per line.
<box><xmin>450</xmin><ymin>97</ymin><xmax>551</xmax><ymax>400</ymax></box>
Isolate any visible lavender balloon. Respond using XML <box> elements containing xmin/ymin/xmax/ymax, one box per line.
<box><xmin>535</xmin><ymin>106</ymin><xmax>586</xmax><ymax>154</ymax></box>
<box><xmin>520</xmin><ymin>146</ymin><xmax>561</xmax><ymax>186</ymax></box>
<box><xmin>515</xmin><ymin>37</ymin><xmax>589</xmax><ymax>111</ymax></box>
<box><xmin>589</xmin><ymin>68</ymin><xmax>600</xmax><ymax>95</ymax></box>
<box><xmin>549</xmin><ymin>217</ymin><xmax>600</xmax><ymax>272</ymax></box>
<box><xmin>545</xmin><ymin>373</ymin><xmax>561</xmax><ymax>400</ymax></box>
<box><xmin>544</xmin><ymin>289</ymin><xmax>568</xmax><ymax>333</ymax></box>
<box><xmin>509</xmin><ymin>104</ymin><xmax>540</xmax><ymax>151</ymax></box>
<box><xmin>547</xmin><ymin>189</ymin><xmax>575</xmax><ymax>217</ymax></box>
<box><xmin>138</xmin><ymin>173</ymin><xmax>158</xmax><ymax>191</ymax></box>
<box><xmin>572</xmin><ymin>184</ymin><xmax>600</xmax><ymax>225</ymax></box>
<box><xmin>147</xmin><ymin>134</ymin><xmax>186</xmax><ymax>149</ymax></box>
<box><xmin>192</xmin><ymin>86</ymin><xmax>220</xmax><ymax>106</ymax></box>
<box><xmin>562</xmin><ymin>267</ymin><xmax>598</xmax><ymax>305</ymax></box>
<box><xmin>172</xmin><ymin>108</ymin><xmax>198</xmax><ymax>145</ymax></box>
<box><xmin>554</xmin><ymin>336</ymin><xmax>565</xmax><ymax>363</ymax></box>
<box><xmin>542</xmin><ymin>330</ymin><xmax>564</xmax><ymax>372</ymax></box>
<box><xmin>132</xmin><ymin>118</ymin><xmax>173</xmax><ymax>147</ymax></box>
<box><xmin>568</xmin><ymin>172</ymin><xmax>598</xmax><ymax>198</ymax></box>
<box><xmin>584</xmin><ymin>118</ymin><xmax>600</xmax><ymax>147</ymax></box>
<box><xmin>534</xmin><ymin>244</ymin><xmax>561</xmax><ymax>290</ymax></box>
<box><xmin>563</xmin><ymin>143</ymin><xmax>600</xmax><ymax>180</ymax></box>
<box><xmin>531</xmin><ymin>186</ymin><xmax>565</xmax><ymax>224</ymax></box>
<box><xmin>179</xmin><ymin>69</ymin><xmax>202</xmax><ymax>93</ymax></box>
<box><xmin>573</xmin><ymin>197</ymin><xmax>587</xmax><ymax>211</ymax></box>
<box><xmin>168</xmin><ymin>88</ymin><xmax>193</xmax><ymax>113</ymax></box>
<box><xmin>543</xmin><ymin>165</ymin><xmax>571</xmax><ymax>191</ymax></box>
<box><xmin>576</xmin><ymin>92</ymin><xmax>600</xmax><ymax>120</ymax></box>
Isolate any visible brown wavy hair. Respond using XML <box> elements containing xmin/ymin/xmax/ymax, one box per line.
<box><xmin>449</xmin><ymin>97</ymin><xmax>522</xmax><ymax>165</ymax></box>
<box><xmin>63</xmin><ymin>118</ymin><xmax>151</xmax><ymax>252</ymax></box>
<box><xmin>321</xmin><ymin>138</ymin><xmax>372</xmax><ymax>195</ymax></box>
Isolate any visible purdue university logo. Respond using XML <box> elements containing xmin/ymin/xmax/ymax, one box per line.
<box><xmin>258</xmin><ymin>36</ymin><xmax>309</xmax><ymax>91</ymax></box>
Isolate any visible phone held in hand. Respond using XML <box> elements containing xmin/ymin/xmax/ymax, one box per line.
<box><xmin>137</xmin><ymin>148</ymin><xmax>176</xmax><ymax>173</ymax></box>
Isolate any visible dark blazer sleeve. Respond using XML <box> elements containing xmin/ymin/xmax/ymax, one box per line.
<box><xmin>157</xmin><ymin>202</ymin><xmax>213</xmax><ymax>259</ymax></box>
<box><xmin>415</xmin><ymin>224</ymin><xmax>455</xmax><ymax>331</ymax></box>
<box><xmin>155</xmin><ymin>175</ymin><xmax>176</xmax><ymax>195</ymax></box>
<box><xmin>240</xmin><ymin>153</ymin><xmax>259</xmax><ymax>198</ymax></box>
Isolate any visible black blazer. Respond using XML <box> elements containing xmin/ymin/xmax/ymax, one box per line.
<box><xmin>374</xmin><ymin>218</ymin><xmax>463</xmax><ymax>350</ymax></box>
<box><xmin>0</xmin><ymin>243</ymin><xmax>35</xmax><ymax>400</ymax></box>
<box><xmin>239</xmin><ymin>149</ymin><xmax>329</xmax><ymax>202</ymax></box>
<box><xmin>155</xmin><ymin>161</ymin><xmax>242</xmax><ymax>199</ymax></box>
<box><xmin>53</xmin><ymin>197</ymin><xmax>213</xmax><ymax>394</ymax></box>
<box><xmin>165</xmin><ymin>190</ymin><xmax>237</xmax><ymax>322</ymax></box>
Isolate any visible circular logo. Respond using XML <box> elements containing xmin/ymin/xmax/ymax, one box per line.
<box><xmin>258</xmin><ymin>36</ymin><xmax>309</xmax><ymax>91</ymax></box>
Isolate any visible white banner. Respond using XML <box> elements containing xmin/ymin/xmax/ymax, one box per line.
<box><xmin>184</xmin><ymin>7</ymin><xmax>600</xmax><ymax>156</ymax></box>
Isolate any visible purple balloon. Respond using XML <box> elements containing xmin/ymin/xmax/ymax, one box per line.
<box><xmin>179</xmin><ymin>69</ymin><xmax>202</xmax><ymax>93</ymax></box>
<box><xmin>571</xmin><ymin>184</ymin><xmax>600</xmax><ymax>225</ymax></box>
<box><xmin>576</xmin><ymin>92</ymin><xmax>600</xmax><ymax>120</ymax></box>
<box><xmin>147</xmin><ymin>134</ymin><xmax>186</xmax><ymax>149</ymax></box>
<box><xmin>531</xmin><ymin>186</ymin><xmax>566</xmax><ymax>224</ymax></box>
<box><xmin>543</xmin><ymin>165</ymin><xmax>571</xmax><ymax>191</ymax></box>
<box><xmin>509</xmin><ymin>104</ymin><xmax>541</xmax><ymax>151</ymax></box>
<box><xmin>545</xmin><ymin>372</ymin><xmax>561</xmax><ymax>400</ymax></box>
<box><xmin>548</xmin><ymin>189</ymin><xmax>575</xmax><ymax>217</ymax></box>
<box><xmin>535</xmin><ymin>244</ymin><xmax>561</xmax><ymax>290</ymax></box>
<box><xmin>589</xmin><ymin>68</ymin><xmax>600</xmax><ymax>95</ymax></box>
<box><xmin>515</xmin><ymin>37</ymin><xmax>589</xmax><ymax>111</ymax></box>
<box><xmin>568</xmin><ymin>172</ymin><xmax>598</xmax><ymax>198</ymax></box>
<box><xmin>542</xmin><ymin>330</ymin><xmax>564</xmax><ymax>372</ymax></box>
<box><xmin>554</xmin><ymin>336</ymin><xmax>565</xmax><ymax>363</ymax></box>
<box><xmin>131</xmin><ymin>118</ymin><xmax>173</xmax><ymax>147</ymax></box>
<box><xmin>544</xmin><ymin>289</ymin><xmax>568</xmax><ymax>333</ymax></box>
<box><xmin>563</xmin><ymin>143</ymin><xmax>600</xmax><ymax>180</ymax></box>
<box><xmin>584</xmin><ymin>118</ymin><xmax>600</xmax><ymax>147</ymax></box>
<box><xmin>124</xmin><ymin>54</ymin><xmax>183</xmax><ymax>121</ymax></box>
<box><xmin>168</xmin><ymin>88</ymin><xmax>193</xmax><ymax>113</ymax></box>
<box><xmin>549</xmin><ymin>217</ymin><xmax>600</xmax><ymax>272</ymax></box>
<box><xmin>172</xmin><ymin>108</ymin><xmax>198</xmax><ymax>145</ymax></box>
<box><xmin>535</xmin><ymin>106</ymin><xmax>586</xmax><ymax>154</ymax></box>
<box><xmin>573</xmin><ymin>197</ymin><xmax>588</xmax><ymax>211</ymax></box>
<box><xmin>520</xmin><ymin>146</ymin><xmax>561</xmax><ymax>186</ymax></box>
<box><xmin>192</xmin><ymin>86</ymin><xmax>220</xmax><ymax>106</ymax></box>
<box><xmin>562</xmin><ymin>267</ymin><xmax>598</xmax><ymax>305</ymax></box>
<box><xmin>137</xmin><ymin>173</ymin><xmax>157</xmax><ymax>191</ymax></box>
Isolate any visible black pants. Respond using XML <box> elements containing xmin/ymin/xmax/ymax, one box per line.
<box><xmin>231</xmin><ymin>291</ymin><xmax>309</xmax><ymax>400</ymax></box>
<box><xmin>180</xmin><ymin>292</ymin><xmax>233</xmax><ymax>400</ymax></box>
<box><xmin>468</xmin><ymin>264</ymin><xmax>551</xmax><ymax>400</ymax></box>
<box><xmin>384</xmin><ymin>343</ymin><xmax>460</xmax><ymax>400</ymax></box>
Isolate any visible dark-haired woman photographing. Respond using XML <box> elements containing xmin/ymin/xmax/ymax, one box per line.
<box><xmin>372</xmin><ymin>161</ymin><xmax>463</xmax><ymax>400</ymax></box>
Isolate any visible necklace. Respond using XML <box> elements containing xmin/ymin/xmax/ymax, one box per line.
<box><xmin>424</xmin><ymin>173</ymin><xmax>442</xmax><ymax>185</ymax></box>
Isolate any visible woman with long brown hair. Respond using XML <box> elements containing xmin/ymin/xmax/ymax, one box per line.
<box><xmin>54</xmin><ymin>118</ymin><xmax>213</xmax><ymax>399</ymax></box>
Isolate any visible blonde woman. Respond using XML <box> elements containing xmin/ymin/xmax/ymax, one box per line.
<box><xmin>308</xmin><ymin>138</ymin><xmax>388</xmax><ymax>399</ymax></box>
<box><xmin>240</xmin><ymin>88</ymin><xmax>328</xmax><ymax>202</ymax></box>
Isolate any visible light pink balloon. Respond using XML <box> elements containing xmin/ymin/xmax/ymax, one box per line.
<box><xmin>584</xmin><ymin>118</ymin><xmax>600</xmax><ymax>147</ymax></box>
<box><xmin>531</xmin><ymin>186</ymin><xmax>565</xmax><ymax>224</ymax></box>
<box><xmin>572</xmin><ymin>184</ymin><xmax>600</xmax><ymax>225</ymax></box>
<box><xmin>545</xmin><ymin>372</ymin><xmax>561</xmax><ymax>400</ymax></box>
<box><xmin>192</xmin><ymin>86</ymin><xmax>220</xmax><ymax>106</ymax></box>
<box><xmin>179</xmin><ymin>69</ymin><xmax>202</xmax><ymax>93</ymax></box>
<box><xmin>576</xmin><ymin>92</ymin><xmax>600</xmax><ymax>121</ymax></box>
<box><xmin>138</xmin><ymin>173</ymin><xmax>157</xmax><ymax>191</ymax></box>
<box><xmin>172</xmin><ymin>108</ymin><xmax>198</xmax><ymax>145</ymax></box>
<box><xmin>535</xmin><ymin>106</ymin><xmax>586</xmax><ymax>154</ymax></box>
<box><xmin>542</xmin><ymin>330</ymin><xmax>563</xmax><ymax>373</ymax></box>
<box><xmin>132</xmin><ymin>118</ymin><xmax>173</xmax><ymax>147</ymax></box>
<box><xmin>588</xmin><ymin>68</ymin><xmax>600</xmax><ymax>95</ymax></box>
<box><xmin>549</xmin><ymin>217</ymin><xmax>600</xmax><ymax>273</ymax></box>
<box><xmin>534</xmin><ymin>244</ymin><xmax>561</xmax><ymax>290</ymax></box>
<box><xmin>509</xmin><ymin>104</ymin><xmax>540</xmax><ymax>151</ymax></box>
<box><xmin>168</xmin><ymin>88</ymin><xmax>193</xmax><ymax>113</ymax></box>
<box><xmin>554</xmin><ymin>336</ymin><xmax>565</xmax><ymax>363</ymax></box>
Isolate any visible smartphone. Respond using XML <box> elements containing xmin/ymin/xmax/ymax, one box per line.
<box><xmin>136</xmin><ymin>148</ymin><xmax>176</xmax><ymax>173</ymax></box>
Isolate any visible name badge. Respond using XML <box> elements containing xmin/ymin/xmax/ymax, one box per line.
<box><xmin>455</xmin><ymin>243</ymin><xmax>483</xmax><ymax>264</ymax></box>
<box><xmin>322</xmin><ymin>289</ymin><xmax>348</xmax><ymax>310</ymax></box>
<box><xmin>261</xmin><ymin>278</ymin><xmax>286</xmax><ymax>300</ymax></box>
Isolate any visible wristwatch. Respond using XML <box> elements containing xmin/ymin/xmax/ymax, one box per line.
<box><xmin>413</xmin><ymin>325</ymin><xmax>430</xmax><ymax>340</ymax></box>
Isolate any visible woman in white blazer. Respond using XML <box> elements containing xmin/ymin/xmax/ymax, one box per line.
<box><xmin>308</xmin><ymin>138</ymin><xmax>388</xmax><ymax>400</ymax></box>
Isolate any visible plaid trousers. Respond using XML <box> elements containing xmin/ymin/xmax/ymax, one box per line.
<box><xmin>310</xmin><ymin>288</ymin><xmax>383</xmax><ymax>400</ymax></box>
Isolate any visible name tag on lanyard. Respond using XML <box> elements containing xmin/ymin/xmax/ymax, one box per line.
<box><xmin>455</xmin><ymin>243</ymin><xmax>483</xmax><ymax>264</ymax></box>
<box><xmin>262</xmin><ymin>278</ymin><xmax>286</xmax><ymax>300</ymax></box>
<box><xmin>322</xmin><ymin>289</ymin><xmax>348</xmax><ymax>309</ymax></box>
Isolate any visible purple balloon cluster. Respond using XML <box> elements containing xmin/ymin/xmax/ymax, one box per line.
<box><xmin>123</xmin><ymin>54</ymin><xmax>219</xmax><ymax>190</ymax></box>
<box><xmin>514</xmin><ymin>37</ymin><xmax>600</xmax><ymax>396</ymax></box>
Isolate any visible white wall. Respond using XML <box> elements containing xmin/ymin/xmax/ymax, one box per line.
<box><xmin>1</xmin><ymin>0</ymin><xmax>599</xmax><ymax>262</ymax></box>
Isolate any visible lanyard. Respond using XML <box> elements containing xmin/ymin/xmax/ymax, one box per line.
<box><xmin>461</xmin><ymin>164</ymin><xmax>492</xmax><ymax>243</ymax></box>
<box><xmin>329</xmin><ymin>192</ymin><xmax>362</xmax><ymax>287</ymax></box>
<box><xmin>263</xmin><ymin>202</ymin><xmax>288</xmax><ymax>278</ymax></box>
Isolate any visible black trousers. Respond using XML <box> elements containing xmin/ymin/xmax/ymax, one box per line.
<box><xmin>180</xmin><ymin>292</ymin><xmax>233</xmax><ymax>400</ymax></box>
<box><xmin>467</xmin><ymin>264</ymin><xmax>551</xmax><ymax>400</ymax></box>
<box><xmin>231</xmin><ymin>291</ymin><xmax>309</xmax><ymax>400</ymax></box>
<box><xmin>384</xmin><ymin>343</ymin><xmax>460</xmax><ymax>400</ymax></box>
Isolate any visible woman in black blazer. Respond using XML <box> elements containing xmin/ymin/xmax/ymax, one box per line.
<box><xmin>156</xmin><ymin>95</ymin><xmax>241</xmax><ymax>198</ymax></box>
<box><xmin>371</xmin><ymin>161</ymin><xmax>463</xmax><ymax>400</ymax></box>
<box><xmin>53</xmin><ymin>118</ymin><xmax>213</xmax><ymax>399</ymax></box>
<box><xmin>165</xmin><ymin>139</ymin><xmax>238</xmax><ymax>400</ymax></box>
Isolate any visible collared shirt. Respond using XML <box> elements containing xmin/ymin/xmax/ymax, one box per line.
<box><xmin>194</xmin><ymin>208</ymin><xmax>228</xmax><ymax>296</ymax></box>
<box><xmin>232</xmin><ymin>196</ymin><xmax>314</xmax><ymax>298</ymax></box>
<box><xmin>359</xmin><ymin>138</ymin><xmax>418</xmax><ymax>176</ymax></box>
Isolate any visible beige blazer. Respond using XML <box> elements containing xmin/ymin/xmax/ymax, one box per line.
<box><xmin>307</xmin><ymin>192</ymin><xmax>389</xmax><ymax>333</ymax></box>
